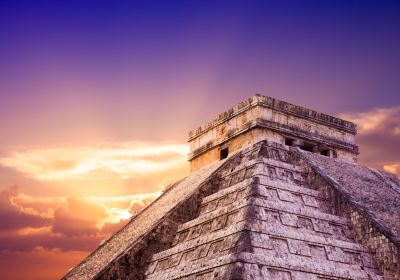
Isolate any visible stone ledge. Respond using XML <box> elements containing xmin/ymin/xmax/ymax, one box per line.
<box><xmin>262</xmin><ymin>157</ymin><xmax>307</xmax><ymax>172</ymax></box>
<box><xmin>237</xmin><ymin>252</ymin><xmax>383</xmax><ymax>280</ymax></box>
<box><xmin>146</xmin><ymin>254</ymin><xmax>236</xmax><ymax>280</ymax></box>
<box><xmin>258</xmin><ymin>176</ymin><xmax>323</xmax><ymax>198</ymax></box>
<box><xmin>188</xmin><ymin>117</ymin><xmax>358</xmax><ymax>160</ymax></box>
<box><xmin>177</xmin><ymin>194</ymin><xmax>349</xmax><ymax>233</ymax></box>
<box><xmin>199</xmin><ymin>178</ymin><xmax>324</xmax><ymax>214</ymax></box>
<box><xmin>147</xmin><ymin>250</ymin><xmax>382</xmax><ymax>280</ymax></box>
<box><xmin>150</xmin><ymin>224</ymin><xmax>246</xmax><ymax>262</ymax></box>
<box><xmin>150</xmin><ymin>221</ymin><xmax>371</xmax><ymax>264</ymax></box>
<box><xmin>247</xmin><ymin>222</ymin><xmax>368</xmax><ymax>252</ymax></box>
<box><xmin>188</xmin><ymin>95</ymin><xmax>356</xmax><ymax>141</ymax></box>
<box><xmin>253</xmin><ymin>197</ymin><xmax>349</xmax><ymax>225</ymax></box>
<box><xmin>200</xmin><ymin>178</ymin><xmax>255</xmax><ymax>204</ymax></box>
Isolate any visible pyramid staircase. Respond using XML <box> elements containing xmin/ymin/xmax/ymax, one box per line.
<box><xmin>144</xmin><ymin>141</ymin><xmax>387</xmax><ymax>280</ymax></box>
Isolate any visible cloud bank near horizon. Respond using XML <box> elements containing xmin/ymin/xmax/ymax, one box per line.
<box><xmin>0</xmin><ymin>142</ymin><xmax>190</xmax><ymax>279</ymax></box>
<box><xmin>0</xmin><ymin>142</ymin><xmax>189</xmax><ymax>181</ymax></box>
<box><xmin>340</xmin><ymin>106</ymin><xmax>400</xmax><ymax>176</ymax></box>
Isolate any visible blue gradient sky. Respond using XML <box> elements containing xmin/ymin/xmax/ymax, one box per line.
<box><xmin>0</xmin><ymin>1</ymin><xmax>400</xmax><ymax>279</ymax></box>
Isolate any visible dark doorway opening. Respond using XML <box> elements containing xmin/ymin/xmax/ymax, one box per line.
<box><xmin>220</xmin><ymin>147</ymin><xmax>229</xmax><ymax>160</ymax></box>
<box><xmin>320</xmin><ymin>149</ymin><xmax>330</xmax><ymax>157</ymax></box>
<box><xmin>300</xmin><ymin>143</ymin><xmax>314</xmax><ymax>152</ymax></box>
<box><xmin>285</xmin><ymin>138</ymin><xmax>295</xmax><ymax>146</ymax></box>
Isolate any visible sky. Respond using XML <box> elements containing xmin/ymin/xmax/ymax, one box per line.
<box><xmin>0</xmin><ymin>0</ymin><xmax>399</xmax><ymax>279</ymax></box>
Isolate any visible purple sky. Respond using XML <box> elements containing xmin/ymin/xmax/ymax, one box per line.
<box><xmin>0</xmin><ymin>2</ymin><xmax>400</xmax><ymax>279</ymax></box>
<box><xmin>1</xmin><ymin>0</ymin><xmax>400</xmax><ymax>148</ymax></box>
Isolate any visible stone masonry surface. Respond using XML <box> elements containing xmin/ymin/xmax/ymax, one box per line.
<box><xmin>143</xmin><ymin>141</ymin><xmax>396</xmax><ymax>280</ymax></box>
<box><xmin>188</xmin><ymin>95</ymin><xmax>358</xmax><ymax>170</ymax></box>
<box><xmin>188</xmin><ymin>95</ymin><xmax>356</xmax><ymax>139</ymax></box>
<box><xmin>297</xmin><ymin>150</ymin><xmax>400</xmax><ymax>240</ymax></box>
<box><xmin>297</xmin><ymin>150</ymin><xmax>400</xmax><ymax>279</ymax></box>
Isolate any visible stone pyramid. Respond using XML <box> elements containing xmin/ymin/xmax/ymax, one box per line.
<box><xmin>63</xmin><ymin>95</ymin><xmax>400</xmax><ymax>280</ymax></box>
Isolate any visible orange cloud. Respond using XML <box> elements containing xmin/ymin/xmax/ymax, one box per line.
<box><xmin>0</xmin><ymin>185</ymin><xmax>156</xmax><ymax>253</ymax></box>
<box><xmin>0</xmin><ymin>142</ymin><xmax>189</xmax><ymax>181</ymax></box>
<box><xmin>83</xmin><ymin>192</ymin><xmax>160</xmax><ymax>209</ymax></box>
<box><xmin>340</xmin><ymin>106</ymin><xmax>400</xmax><ymax>176</ymax></box>
<box><xmin>83</xmin><ymin>192</ymin><xmax>160</xmax><ymax>224</ymax></box>
<box><xmin>52</xmin><ymin>198</ymin><xmax>106</xmax><ymax>237</ymax></box>
<box><xmin>341</xmin><ymin>106</ymin><xmax>400</xmax><ymax>135</ymax></box>
<box><xmin>384</xmin><ymin>164</ymin><xmax>400</xmax><ymax>176</ymax></box>
<box><xmin>0</xmin><ymin>186</ymin><xmax>52</xmax><ymax>231</ymax></box>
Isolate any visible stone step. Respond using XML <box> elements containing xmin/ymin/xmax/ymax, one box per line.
<box><xmin>251</xmin><ymin>202</ymin><xmax>354</xmax><ymax>241</ymax></box>
<box><xmin>175</xmin><ymin>203</ymin><xmax>247</xmax><ymax>242</ymax></box>
<box><xmin>198</xmin><ymin>178</ymin><xmax>253</xmax><ymax>216</ymax></box>
<box><xmin>239</xmin><ymin>141</ymin><xmax>295</xmax><ymax>165</ymax></box>
<box><xmin>146</xmin><ymin>252</ymin><xmax>384</xmax><ymax>280</ymax></box>
<box><xmin>251</xmin><ymin>163</ymin><xmax>310</xmax><ymax>186</ymax></box>
<box><xmin>202</xmin><ymin>176</ymin><xmax>323</xmax><ymax>205</ymax></box>
<box><xmin>176</xmin><ymin>198</ymin><xmax>353</xmax><ymax>245</ymax></box>
<box><xmin>220</xmin><ymin>158</ymin><xmax>258</xmax><ymax>177</ymax></box>
<box><xmin>187</xmin><ymin>188</ymin><xmax>348</xmax><ymax>232</ymax></box>
<box><xmin>152</xmin><ymin>223</ymin><xmax>245</xmax><ymax>262</ymax></box>
<box><xmin>252</xmin><ymin>197</ymin><xmax>348</xmax><ymax>225</ymax></box>
<box><xmin>246</xmin><ymin>221</ymin><xmax>366</xmax><ymax>253</ymax></box>
<box><xmin>248</xmin><ymin>232</ymin><xmax>377</xmax><ymax>269</ymax></box>
<box><xmin>199</xmin><ymin>177</ymin><xmax>328</xmax><ymax>216</ymax></box>
<box><xmin>200</xmin><ymin>177</ymin><xmax>255</xmax><ymax>204</ymax></box>
<box><xmin>259</xmin><ymin>175</ymin><xmax>322</xmax><ymax>197</ymax></box>
<box><xmin>151</xmin><ymin>223</ymin><xmax>372</xmax><ymax>266</ymax></box>
<box><xmin>238</xmin><ymin>252</ymin><xmax>384</xmax><ymax>280</ymax></box>
<box><xmin>220</xmin><ymin>157</ymin><xmax>306</xmax><ymax>178</ymax></box>
<box><xmin>262</xmin><ymin>157</ymin><xmax>307</xmax><ymax>173</ymax></box>
<box><xmin>219</xmin><ymin>157</ymin><xmax>309</xmax><ymax>190</ymax></box>
<box><xmin>146</xmin><ymin>254</ymin><xmax>236</xmax><ymax>280</ymax></box>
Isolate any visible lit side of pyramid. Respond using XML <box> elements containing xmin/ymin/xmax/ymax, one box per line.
<box><xmin>63</xmin><ymin>95</ymin><xmax>400</xmax><ymax>280</ymax></box>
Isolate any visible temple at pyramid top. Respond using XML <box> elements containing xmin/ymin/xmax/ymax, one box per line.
<box><xmin>189</xmin><ymin>94</ymin><xmax>358</xmax><ymax>171</ymax></box>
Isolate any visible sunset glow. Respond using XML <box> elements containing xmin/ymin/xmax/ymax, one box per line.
<box><xmin>0</xmin><ymin>0</ymin><xmax>399</xmax><ymax>279</ymax></box>
<box><xmin>0</xmin><ymin>143</ymin><xmax>188</xmax><ymax>181</ymax></box>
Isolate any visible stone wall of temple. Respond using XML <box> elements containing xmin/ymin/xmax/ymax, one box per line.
<box><xmin>189</xmin><ymin>95</ymin><xmax>358</xmax><ymax>171</ymax></box>
<box><xmin>189</xmin><ymin>128</ymin><xmax>278</xmax><ymax>171</ymax></box>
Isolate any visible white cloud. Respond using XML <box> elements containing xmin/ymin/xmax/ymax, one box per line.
<box><xmin>0</xmin><ymin>142</ymin><xmax>189</xmax><ymax>181</ymax></box>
